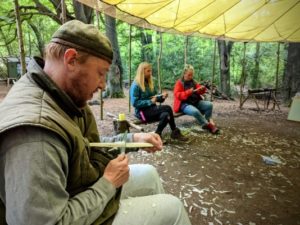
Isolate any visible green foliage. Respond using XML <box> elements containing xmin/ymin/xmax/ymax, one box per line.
<box><xmin>0</xmin><ymin>0</ymin><xmax>61</xmax><ymax>57</ymax></box>
<box><xmin>230</xmin><ymin>42</ymin><xmax>285</xmax><ymax>91</ymax></box>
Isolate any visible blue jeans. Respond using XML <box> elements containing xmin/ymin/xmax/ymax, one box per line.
<box><xmin>182</xmin><ymin>101</ymin><xmax>213</xmax><ymax>126</ymax></box>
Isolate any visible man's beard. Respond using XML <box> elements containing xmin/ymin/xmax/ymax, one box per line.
<box><xmin>65</xmin><ymin>71</ymin><xmax>88</xmax><ymax>108</ymax></box>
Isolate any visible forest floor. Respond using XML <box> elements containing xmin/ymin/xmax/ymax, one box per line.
<box><xmin>1</xmin><ymin>83</ymin><xmax>300</xmax><ymax>225</ymax></box>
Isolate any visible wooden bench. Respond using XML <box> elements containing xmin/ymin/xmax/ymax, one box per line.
<box><xmin>132</xmin><ymin>112</ymin><xmax>184</xmax><ymax>125</ymax></box>
<box><xmin>106</xmin><ymin>112</ymin><xmax>185</xmax><ymax>132</ymax></box>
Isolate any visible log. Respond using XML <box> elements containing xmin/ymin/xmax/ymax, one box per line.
<box><xmin>106</xmin><ymin>112</ymin><xmax>144</xmax><ymax>132</ymax></box>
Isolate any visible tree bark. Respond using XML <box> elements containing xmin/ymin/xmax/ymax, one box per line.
<box><xmin>61</xmin><ymin>0</ymin><xmax>66</xmax><ymax>23</ymax></box>
<box><xmin>218</xmin><ymin>40</ymin><xmax>233</xmax><ymax>96</ymax></box>
<box><xmin>105</xmin><ymin>14</ymin><xmax>124</xmax><ymax>98</ymax></box>
<box><xmin>251</xmin><ymin>42</ymin><xmax>260</xmax><ymax>88</ymax></box>
<box><xmin>184</xmin><ymin>36</ymin><xmax>189</xmax><ymax>65</ymax></box>
<box><xmin>28</xmin><ymin>21</ymin><xmax>44</xmax><ymax>57</ymax></box>
<box><xmin>32</xmin><ymin>0</ymin><xmax>62</xmax><ymax>24</ymax></box>
<box><xmin>107</xmin><ymin>64</ymin><xmax>124</xmax><ymax>98</ymax></box>
<box><xmin>0</xmin><ymin>27</ymin><xmax>13</xmax><ymax>55</ymax></box>
<box><xmin>282</xmin><ymin>43</ymin><xmax>300</xmax><ymax>102</ymax></box>
<box><xmin>72</xmin><ymin>0</ymin><xmax>93</xmax><ymax>23</ymax></box>
<box><xmin>140</xmin><ymin>28</ymin><xmax>153</xmax><ymax>62</ymax></box>
<box><xmin>211</xmin><ymin>39</ymin><xmax>217</xmax><ymax>101</ymax></box>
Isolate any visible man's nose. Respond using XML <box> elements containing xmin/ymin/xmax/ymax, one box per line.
<box><xmin>98</xmin><ymin>80</ymin><xmax>106</xmax><ymax>90</ymax></box>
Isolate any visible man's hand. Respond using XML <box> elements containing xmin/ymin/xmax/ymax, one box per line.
<box><xmin>133</xmin><ymin>132</ymin><xmax>163</xmax><ymax>153</ymax></box>
<box><xmin>103</xmin><ymin>154</ymin><xmax>129</xmax><ymax>188</ymax></box>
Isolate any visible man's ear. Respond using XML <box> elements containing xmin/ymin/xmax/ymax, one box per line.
<box><xmin>64</xmin><ymin>48</ymin><xmax>78</xmax><ymax>70</ymax></box>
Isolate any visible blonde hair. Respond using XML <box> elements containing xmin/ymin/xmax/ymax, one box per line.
<box><xmin>182</xmin><ymin>64</ymin><xmax>194</xmax><ymax>77</ymax></box>
<box><xmin>44</xmin><ymin>42</ymin><xmax>89</xmax><ymax>63</ymax></box>
<box><xmin>134</xmin><ymin>62</ymin><xmax>154</xmax><ymax>92</ymax></box>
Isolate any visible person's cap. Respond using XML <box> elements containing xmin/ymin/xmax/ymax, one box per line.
<box><xmin>51</xmin><ymin>20</ymin><xmax>113</xmax><ymax>63</ymax></box>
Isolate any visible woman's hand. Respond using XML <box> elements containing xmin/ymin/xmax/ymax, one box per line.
<box><xmin>133</xmin><ymin>132</ymin><xmax>163</xmax><ymax>153</ymax></box>
<box><xmin>196</xmin><ymin>86</ymin><xmax>206</xmax><ymax>92</ymax></box>
<box><xmin>162</xmin><ymin>92</ymin><xmax>168</xmax><ymax>99</ymax></box>
<box><xmin>151</xmin><ymin>96</ymin><xmax>157</xmax><ymax>104</ymax></box>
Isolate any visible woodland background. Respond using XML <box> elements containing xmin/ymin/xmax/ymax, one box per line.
<box><xmin>1</xmin><ymin>0</ymin><xmax>300</xmax><ymax>102</ymax></box>
<box><xmin>1</xmin><ymin>2</ymin><xmax>300</xmax><ymax>224</ymax></box>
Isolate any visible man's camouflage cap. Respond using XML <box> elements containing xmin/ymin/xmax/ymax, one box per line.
<box><xmin>51</xmin><ymin>20</ymin><xmax>113</xmax><ymax>63</ymax></box>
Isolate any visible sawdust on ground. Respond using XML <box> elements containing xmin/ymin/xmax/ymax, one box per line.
<box><xmin>1</xmin><ymin>84</ymin><xmax>299</xmax><ymax>225</ymax></box>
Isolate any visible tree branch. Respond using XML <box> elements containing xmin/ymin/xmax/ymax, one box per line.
<box><xmin>32</xmin><ymin>0</ymin><xmax>61</xmax><ymax>24</ymax></box>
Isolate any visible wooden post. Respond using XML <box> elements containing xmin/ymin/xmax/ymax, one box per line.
<box><xmin>275</xmin><ymin>42</ymin><xmax>281</xmax><ymax>97</ymax></box>
<box><xmin>95</xmin><ymin>10</ymin><xmax>104</xmax><ymax>120</ymax></box>
<box><xmin>157</xmin><ymin>32</ymin><xmax>162</xmax><ymax>93</ymax></box>
<box><xmin>61</xmin><ymin>0</ymin><xmax>66</xmax><ymax>24</ymax></box>
<box><xmin>239</xmin><ymin>42</ymin><xmax>247</xmax><ymax>108</ymax></box>
<box><xmin>14</xmin><ymin>0</ymin><xmax>26</xmax><ymax>75</ymax></box>
<box><xmin>211</xmin><ymin>39</ymin><xmax>217</xmax><ymax>101</ymax></box>
<box><xmin>128</xmin><ymin>25</ymin><xmax>132</xmax><ymax>112</ymax></box>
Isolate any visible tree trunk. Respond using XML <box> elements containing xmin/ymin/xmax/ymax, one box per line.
<box><xmin>251</xmin><ymin>42</ymin><xmax>260</xmax><ymax>88</ymax></box>
<box><xmin>105</xmin><ymin>15</ymin><xmax>124</xmax><ymax>98</ymax></box>
<box><xmin>141</xmin><ymin>28</ymin><xmax>153</xmax><ymax>62</ymax></box>
<box><xmin>157</xmin><ymin>32</ymin><xmax>162</xmax><ymax>93</ymax></box>
<box><xmin>218</xmin><ymin>40</ymin><xmax>233</xmax><ymax>96</ymax></box>
<box><xmin>28</xmin><ymin>21</ymin><xmax>44</xmax><ymax>57</ymax></box>
<box><xmin>107</xmin><ymin>64</ymin><xmax>124</xmax><ymax>98</ymax></box>
<box><xmin>184</xmin><ymin>36</ymin><xmax>189</xmax><ymax>64</ymax></box>
<box><xmin>211</xmin><ymin>39</ymin><xmax>217</xmax><ymax>101</ymax></box>
<box><xmin>0</xmin><ymin>27</ymin><xmax>13</xmax><ymax>55</ymax></box>
<box><xmin>60</xmin><ymin>0</ymin><xmax>66</xmax><ymax>23</ymax></box>
<box><xmin>14</xmin><ymin>0</ymin><xmax>26</xmax><ymax>75</ymax></box>
<box><xmin>72</xmin><ymin>0</ymin><xmax>93</xmax><ymax>23</ymax></box>
<box><xmin>282</xmin><ymin>43</ymin><xmax>300</xmax><ymax>102</ymax></box>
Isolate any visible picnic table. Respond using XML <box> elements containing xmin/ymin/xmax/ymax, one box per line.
<box><xmin>240</xmin><ymin>88</ymin><xmax>281</xmax><ymax>111</ymax></box>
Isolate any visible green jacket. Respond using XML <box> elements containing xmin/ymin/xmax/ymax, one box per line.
<box><xmin>0</xmin><ymin>57</ymin><xmax>120</xmax><ymax>225</ymax></box>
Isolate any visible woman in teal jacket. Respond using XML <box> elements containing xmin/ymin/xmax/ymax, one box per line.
<box><xmin>130</xmin><ymin>62</ymin><xmax>187</xmax><ymax>141</ymax></box>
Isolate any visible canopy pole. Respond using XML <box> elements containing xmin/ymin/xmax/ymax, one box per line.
<box><xmin>239</xmin><ymin>42</ymin><xmax>247</xmax><ymax>108</ymax></box>
<box><xmin>184</xmin><ymin>36</ymin><xmax>189</xmax><ymax>65</ymax></box>
<box><xmin>128</xmin><ymin>25</ymin><xmax>132</xmax><ymax>112</ymax></box>
<box><xmin>211</xmin><ymin>39</ymin><xmax>217</xmax><ymax>101</ymax></box>
<box><xmin>157</xmin><ymin>32</ymin><xmax>162</xmax><ymax>93</ymax></box>
<box><xmin>275</xmin><ymin>42</ymin><xmax>281</xmax><ymax>96</ymax></box>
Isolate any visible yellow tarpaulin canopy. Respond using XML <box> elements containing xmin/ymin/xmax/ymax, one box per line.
<box><xmin>77</xmin><ymin>0</ymin><xmax>300</xmax><ymax>42</ymax></box>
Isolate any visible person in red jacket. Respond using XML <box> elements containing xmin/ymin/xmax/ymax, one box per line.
<box><xmin>173</xmin><ymin>64</ymin><xmax>219</xmax><ymax>134</ymax></box>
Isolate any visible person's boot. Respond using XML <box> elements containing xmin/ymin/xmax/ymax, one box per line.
<box><xmin>171</xmin><ymin>128</ymin><xmax>189</xmax><ymax>141</ymax></box>
<box><xmin>202</xmin><ymin>123</ymin><xmax>219</xmax><ymax>134</ymax></box>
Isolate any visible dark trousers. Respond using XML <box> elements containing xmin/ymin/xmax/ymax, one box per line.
<box><xmin>140</xmin><ymin>105</ymin><xmax>176</xmax><ymax>135</ymax></box>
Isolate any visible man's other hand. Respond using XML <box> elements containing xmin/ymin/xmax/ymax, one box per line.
<box><xmin>133</xmin><ymin>132</ymin><xmax>163</xmax><ymax>153</ymax></box>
